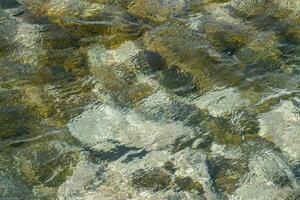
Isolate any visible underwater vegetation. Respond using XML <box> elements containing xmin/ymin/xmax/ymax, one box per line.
<box><xmin>0</xmin><ymin>0</ymin><xmax>300</xmax><ymax>199</ymax></box>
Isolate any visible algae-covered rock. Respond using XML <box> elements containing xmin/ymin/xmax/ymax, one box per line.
<box><xmin>128</xmin><ymin>0</ymin><xmax>189</xmax><ymax>23</ymax></box>
<box><xmin>0</xmin><ymin>126</ymin><xmax>86</xmax><ymax>199</ymax></box>
<box><xmin>88</xmin><ymin>40</ymin><xmax>210</xmax><ymax>128</ymax></box>
<box><xmin>128</xmin><ymin>0</ymin><xmax>230</xmax><ymax>24</ymax></box>
<box><xmin>0</xmin><ymin>87</ymin><xmax>39</xmax><ymax>139</ymax></box>
<box><xmin>88</xmin><ymin>41</ymin><xmax>156</xmax><ymax>106</ymax></box>
<box><xmin>0</xmin><ymin>153</ymin><xmax>34</xmax><ymax>199</ymax></box>
<box><xmin>43</xmin><ymin>29</ymin><xmax>80</xmax><ymax>49</ymax></box>
<box><xmin>0</xmin><ymin>105</ymin><xmax>35</xmax><ymax>139</ymax></box>
<box><xmin>142</xmin><ymin>2</ymin><xmax>289</xmax><ymax>94</ymax></box>
<box><xmin>156</xmin><ymin>68</ymin><xmax>196</xmax><ymax>96</ymax></box>
<box><xmin>57</xmin><ymin>161</ymin><xmax>101</xmax><ymax>200</ymax></box>
<box><xmin>32</xmin><ymin>185</ymin><xmax>58</xmax><ymax>200</ymax></box>
<box><xmin>235</xmin><ymin>32</ymin><xmax>281</xmax><ymax>69</ymax></box>
<box><xmin>208</xmin><ymin>143</ymin><xmax>248</xmax><ymax>197</ymax></box>
<box><xmin>0</xmin><ymin>36</ymin><xmax>9</xmax><ymax>56</ymax></box>
<box><xmin>208</xmin><ymin>143</ymin><xmax>300</xmax><ymax>199</ymax></box>
<box><xmin>0</xmin><ymin>0</ymin><xmax>21</xmax><ymax>9</ymax></box>
<box><xmin>231</xmin><ymin>0</ymin><xmax>300</xmax><ymax>19</ymax></box>
<box><xmin>1</xmin><ymin>0</ymin><xmax>300</xmax><ymax>199</ymax></box>
<box><xmin>192</xmin><ymin>3</ymin><xmax>253</xmax><ymax>53</ymax></box>
<box><xmin>143</xmin><ymin>20</ymin><xmax>244</xmax><ymax>92</ymax></box>
<box><xmin>58</xmin><ymin>148</ymin><xmax>215</xmax><ymax>200</ymax></box>
<box><xmin>13</xmin><ymin>133</ymin><xmax>84</xmax><ymax>188</ymax></box>
<box><xmin>230</xmin><ymin>150</ymin><xmax>300</xmax><ymax>200</ymax></box>
<box><xmin>0</xmin><ymin>5</ymin><xmax>104</xmax><ymax>125</ymax></box>
<box><xmin>208</xmin><ymin>113</ymin><xmax>260</xmax><ymax>145</ymax></box>
<box><xmin>191</xmin><ymin>87</ymin><xmax>260</xmax><ymax>145</ymax></box>
<box><xmin>44</xmin><ymin>0</ymin><xmax>140</xmax><ymax>38</ymax></box>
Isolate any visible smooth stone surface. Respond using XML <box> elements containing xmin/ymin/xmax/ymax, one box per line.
<box><xmin>193</xmin><ymin>87</ymin><xmax>249</xmax><ymax>117</ymax></box>
<box><xmin>68</xmin><ymin>104</ymin><xmax>197</xmax><ymax>152</ymax></box>
<box><xmin>230</xmin><ymin>150</ymin><xmax>300</xmax><ymax>200</ymax></box>
<box><xmin>258</xmin><ymin>99</ymin><xmax>300</xmax><ymax>163</ymax></box>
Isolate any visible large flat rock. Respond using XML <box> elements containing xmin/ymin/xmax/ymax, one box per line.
<box><xmin>68</xmin><ymin>104</ymin><xmax>197</xmax><ymax>152</ymax></box>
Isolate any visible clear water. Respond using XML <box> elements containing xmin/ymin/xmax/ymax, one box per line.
<box><xmin>0</xmin><ymin>0</ymin><xmax>299</xmax><ymax>199</ymax></box>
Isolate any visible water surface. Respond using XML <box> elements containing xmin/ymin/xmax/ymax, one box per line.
<box><xmin>0</xmin><ymin>0</ymin><xmax>300</xmax><ymax>199</ymax></box>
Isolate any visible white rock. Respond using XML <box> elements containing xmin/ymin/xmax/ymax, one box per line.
<box><xmin>193</xmin><ymin>87</ymin><xmax>249</xmax><ymax>117</ymax></box>
<box><xmin>57</xmin><ymin>161</ymin><xmax>102</xmax><ymax>200</ymax></box>
<box><xmin>259</xmin><ymin>100</ymin><xmax>300</xmax><ymax>163</ymax></box>
<box><xmin>230</xmin><ymin>150</ymin><xmax>299</xmax><ymax>200</ymax></box>
<box><xmin>68</xmin><ymin>104</ymin><xmax>195</xmax><ymax>152</ymax></box>
<box><xmin>88</xmin><ymin>41</ymin><xmax>141</xmax><ymax>68</ymax></box>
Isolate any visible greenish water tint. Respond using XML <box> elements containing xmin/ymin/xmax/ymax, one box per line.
<box><xmin>0</xmin><ymin>0</ymin><xmax>299</xmax><ymax>199</ymax></box>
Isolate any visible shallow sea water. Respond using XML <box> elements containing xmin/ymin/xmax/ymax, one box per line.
<box><xmin>0</xmin><ymin>0</ymin><xmax>300</xmax><ymax>199</ymax></box>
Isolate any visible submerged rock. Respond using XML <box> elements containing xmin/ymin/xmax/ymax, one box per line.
<box><xmin>143</xmin><ymin>22</ymin><xmax>217</xmax><ymax>91</ymax></box>
<box><xmin>143</xmin><ymin>18</ymin><xmax>248</xmax><ymax>92</ymax></box>
<box><xmin>12</xmin><ymin>23</ymin><xmax>47</xmax><ymax>67</ymax></box>
<box><xmin>1</xmin><ymin>0</ymin><xmax>300</xmax><ymax>199</ymax></box>
<box><xmin>134</xmin><ymin>89</ymin><xmax>205</xmax><ymax>125</ymax></box>
<box><xmin>88</xmin><ymin>41</ymin><xmax>155</xmax><ymax>106</ymax></box>
<box><xmin>58</xmin><ymin>148</ymin><xmax>217</xmax><ymax>200</ymax></box>
<box><xmin>128</xmin><ymin>0</ymin><xmax>198</xmax><ymax>23</ymax></box>
<box><xmin>57</xmin><ymin>161</ymin><xmax>101</xmax><ymax>200</ymax></box>
<box><xmin>41</xmin><ymin>0</ymin><xmax>140</xmax><ymax>39</ymax></box>
<box><xmin>0</xmin><ymin>0</ymin><xmax>21</xmax><ymax>9</ymax></box>
<box><xmin>193</xmin><ymin>87</ymin><xmax>250</xmax><ymax>117</ymax></box>
<box><xmin>230</xmin><ymin>150</ymin><xmax>300</xmax><ymax>200</ymax></box>
<box><xmin>68</xmin><ymin>104</ymin><xmax>197</xmax><ymax>152</ymax></box>
<box><xmin>0</xmin><ymin>152</ymin><xmax>34</xmax><ymax>199</ymax></box>
<box><xmin>208</xmin><ymin>144</ymin><xmax>247</xmax><ymax>196</ymax></box>
<box><xmin>88</xmin><ymin>40</ymin><xmax>212</xmax><ymax>129</ymax></box>
<box><xmin>88</xmin><ymin>40</ymin><xmax>199</xmax><ymax>125</ymax></box>
<box><xmin>12</xmin><ymin>132</ymin><xmax>83</xmax><ymax>186</ymax></box>
<box><xmin>0</xmin><ymin>86</ymin><xmax>40</xmax><ymax>139</ymax></box>
<box><xmin>258</xmin><ymin>99</ymin><xmax>300</xmax><ymax>163</ymax></box>
<box><xmin>234</xmin><ymin>32</ymin><xmax>281</xmax><ymax>69</ymax></box>
<box><xmin>231</xmin><ymin>0</ymin><xmax>300</xmax><ymax>19</ymax></box>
